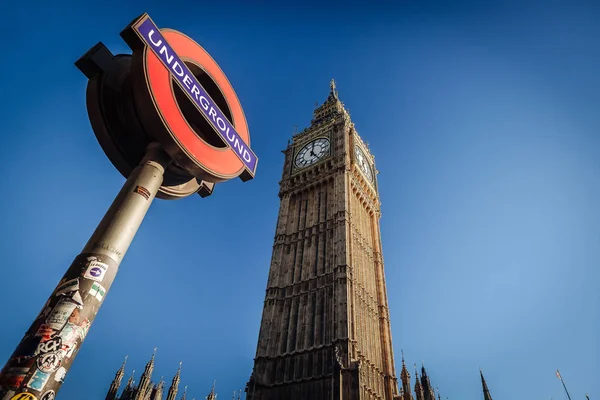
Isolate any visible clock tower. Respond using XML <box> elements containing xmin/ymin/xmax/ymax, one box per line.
<box><xmin>246</xmin><ymin>81</ymin><xmax>400</xmax><ymax>400</ymax></box>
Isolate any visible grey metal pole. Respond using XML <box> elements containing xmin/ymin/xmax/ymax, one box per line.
<box><xmin>0</xmin><ymin>143</ymin><xmax>170</xmax><ymax>400</ymax></box>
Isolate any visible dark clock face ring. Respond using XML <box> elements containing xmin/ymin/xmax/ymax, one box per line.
<box><xmin>294</xmin><ymin>138</ymin><xmax>331</xmax><ymax>168</ymax></box>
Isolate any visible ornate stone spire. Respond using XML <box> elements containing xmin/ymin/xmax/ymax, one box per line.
<box><xmin>118</xmin><ymin>369</ymin><xmax>136</xmax><ymax>400</ymax></box>
<box><xmin>152</xmin><ymin>377</ymin><xmax>164</xmax><ymax>400</ymax></box>
<box><xmin>310</xmin><ymin>80</ymin><xmax>347</xmax><ymax>126</ymax></box>
<box><xmin>206</xmin><ymin>380</ymin><xmax>217</xmax><ymax>400</ymax></box>
<box><xmin>480</xmin><ymin>369</ymin><xmax>493</xmax><ymax>400</ymax></box>
<box><xmin>181</xmin><ymin>385</ymin><xmax>188</xmax><ymax>400</ymax></box>
<box><xmin>399</xmin><ymin>351</ymin><xmax>413</xmax><ymax>400</ymax></box>
<box><xmin>134</xmin><ymin>348</ymin><xmax>157</xmax><ymax>400</ymax></box>
<box><xmin>420</xmin><ymin>364</ymin><xmax>435</xmax><ymax>400</ymax></box>
<box><xmin>105</xmin><ymin>356</ymin><xmax>128</xmax><ymax>400</ymax></box>
<box><xmin>165</xmin><ymin>362</ymin><xmax>182</xmax><ymax>400</ymax></box>
<box><xmin>126</xmin><ymin>370</ymin><xmax>136</xmax><ymax>390</ymax></box>
<box><xmin>414</xmin><ymin>364</ymin><xmax>424</xmax><ymax>400</ymax></box>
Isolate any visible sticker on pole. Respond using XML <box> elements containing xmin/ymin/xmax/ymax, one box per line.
<box><xmin>83</xmin><ymin>260</ymin><xmax>108</xmax><ymax>282</ymax></box>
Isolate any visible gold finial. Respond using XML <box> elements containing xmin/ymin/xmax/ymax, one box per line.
<box><xmin>330</xmin><ymin>79</ymin><xmax>338</xmax><ymax>99</ymax></box>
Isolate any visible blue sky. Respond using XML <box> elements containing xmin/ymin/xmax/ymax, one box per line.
<box><xmin>0</xmin><ymin>0</ymin><xmax>598</xmax><ymax>399</ymax></box>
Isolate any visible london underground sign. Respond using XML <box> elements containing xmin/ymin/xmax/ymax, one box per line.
<box><xmin>0</xmin><ymin>13</ymin><xmax>257</xmax><ymax>399</ymax></box>
<box><xmin>123</xmin><ymin>14</ymin><xmax>257</xmax><ymax>182</ymax></box>
<box><xmin>72</xmin><ymin>12</ymin><xmax>258</xmax><ymax>199</ymax></box>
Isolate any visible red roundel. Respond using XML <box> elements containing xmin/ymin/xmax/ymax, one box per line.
<box><xmin>142</xmin><ymin>30</ymin><xmax>250</xmax><ymax>182</ymax></box>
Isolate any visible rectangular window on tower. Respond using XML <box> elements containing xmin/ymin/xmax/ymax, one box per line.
<box><xmin>286</xmin><ymin>357</ymin><xmax>295</xmax><ymax>381</ymax></box>
<box><xmin>306</xmin><ymin>352</ymin><xmax>313</xmax><ymax>376</ymax></box>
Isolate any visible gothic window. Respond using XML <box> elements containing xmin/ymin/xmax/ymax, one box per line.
<box><xmin>295</xmin><ymin>356</ymin><xmax>303</xmax><ymax>380</ymax></box>
<box><xmin>276</xmin><ymin>359</ymin><xmax>285</xmax><ymax>381</ymax></box>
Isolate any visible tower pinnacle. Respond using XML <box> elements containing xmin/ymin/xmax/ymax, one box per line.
<box><xmin>105</xmin><ymin>356</ymin><xmax>128</xmax><ymax>400</ymax></box>
<box><xmin>153</xmin><ymin>377</ymin><xmax>165</xmax><ymax>400</ymax></box>
<box><xmin>420</xmin><ymin>364</ymin><xmax>435</xmax><ymax>400</ymax></box>
<box><xmin>399</xmin><ymin>351</ymin><xmax>413</xmax><ymax>400</ymax></box>
<box><xmin>414</xmin><ymin>364</ymin><xmax>424</xmax><ymax>400</ymax></box>
<box><xmin>480</xmin><ymin>369</ymin><xmax>493</xmax><ymax>400</ymax></box>
<box><xmin>206</xmin><ymin>380</ymin><xmax>217</xmax><ymax>400</ymax></box>
<box><xmin>329</xmin><ymin>78</ymin><xmax>339</xmax><ymax>100</ymax></box>
<box><xmin>181</xmin><ymin>385</ymin><xmax>188</xmax><ymax>400</ymax></box>
<box><xmin>165</xmin><ymin>363</ymin><xmax>182</xmax><ymax>400</ymax></box>
<box><xmin>134</xmin><ymin>348</ymin><xmax>157</xmax><ymax>400</ymax></box>
<box><xmin>121</xmin><ymin>369</ymin><xmax>135</xmax><ymax>395</ymax></box>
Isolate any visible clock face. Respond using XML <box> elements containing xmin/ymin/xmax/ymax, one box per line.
<box><xmin>354</xmin><ymin>145</ymin><xmax>374</xmax><ymax>183</ymax></box>
<box><xmin>294</xmin><ymin>138</ymin><xmax>331</xmax><ymax>168</ymax></box>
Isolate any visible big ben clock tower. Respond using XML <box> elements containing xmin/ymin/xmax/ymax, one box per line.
<box><xmin>247</xmin><ymin>81</ymin><xmax>400</xmax><ymax>400</ymax></box>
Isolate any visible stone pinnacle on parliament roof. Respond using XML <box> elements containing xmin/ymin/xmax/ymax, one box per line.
<box><xmin>206</xmin><ymin>379</ymin><xmax>217</xmax><ymax>400</ymax></box>
<box><xmin>181</xmin><ymin>385</ymin><xmax>188</xmax><ymax>400</ymax></box>
<box><xmin>118</xmin><ymin>356</ymin><xmax>128</xmax><ymax>376</ymax></box>
<box><xmin>480</xmin><ymin>369</ymin><xmax>493</xmax><ymax>400</ymax></box>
